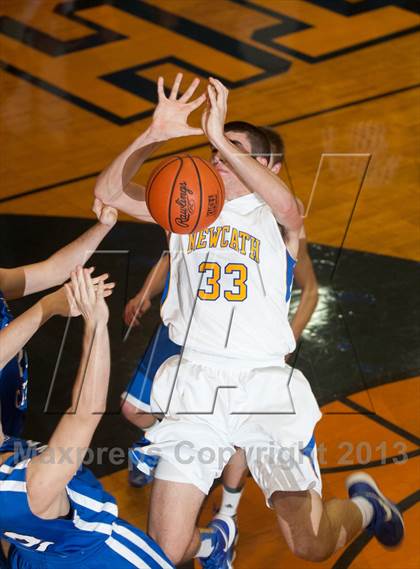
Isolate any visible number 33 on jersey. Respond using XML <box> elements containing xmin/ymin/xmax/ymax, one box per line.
<box><xmin>162</xmin><ymin>193</ymin><xmax>297</xmax><ymax>364</ymax></box>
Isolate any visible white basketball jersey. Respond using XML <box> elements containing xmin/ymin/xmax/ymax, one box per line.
<box><xmin>161</xmin><ymin>192</ymin><xmax>296</xmax><ymax>365</ymax></box>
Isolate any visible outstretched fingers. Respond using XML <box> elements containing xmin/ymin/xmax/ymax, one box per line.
<box><xmin>157</xmin><ymin>76</ymin><xmax>166</xmax><ymax>101</ymax></box>
<box><xmin>188</xmin><ymin>93</ymin><xmax>207</xmax><ymax>111</ymax></box>
<box><xmin>179</xmin><ymin>77</ymin><xmax>200</xmax><ymax>103</ymax></box>
<box><xmin>77</xmin><ymin>267</ymin><xmax>90</xmax><ymax>307</ymax></box>
<box><xmin>169</xmin><ymin>72</ymin><xmax>183</xmax><ymax>100</ymax></box>
<box><xmin>84</xmin><ymin>268</ymin><xmax>96</xmax><ymax>304</ymax></box>
<box><xmin>96</xmin><ymin>278</ymin><xmax>105</xmax><ymax>301</ymax></box>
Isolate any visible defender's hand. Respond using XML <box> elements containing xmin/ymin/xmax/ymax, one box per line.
<box><xmin>150</xmin><ymin>73</ymin><xmax>206</xmax><ymax>140</ymax></box>
<box><xmin>92</xmin><ymin>198</ymin><xmax>118</xmax><ymax>227</ymax></box>
<box><xmin>42</xmin><ymin>271</ymin><xmax>113</xmax><ymax>318</ymax></box>
<box><xmin>123</xmin><ymin>293</ymin><xmax>152</xmax><ymax>327</ymax></box>
<box><xmin>65</xmin><ymin>267</ymin><xmax>112</xmax><ymax>325</ymax></box>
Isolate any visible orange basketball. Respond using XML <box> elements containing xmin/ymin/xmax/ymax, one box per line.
<box><xmin>145</xmin><ymin>154</ymin><xmax>225</xmax><ymax>234</ymax></box>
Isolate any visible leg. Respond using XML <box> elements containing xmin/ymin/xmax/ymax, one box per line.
<box><xmin>246</xmin><ymin>431</ymin><xmax>364</xmax><ymax>563</ymax></box>
<box><xmin>219</xmin><ymin>448</ymin><xmax>248</xmax><ymax>517</ymax></box>
<box><xmin>148</xmin><ymin>478</ymin><xmax>205</xmax><ymax>564</ymax></box>
<box><xmin>222</xmin><ymin>448</ymin><xmax>248</xmax><ymax>489</ymax></box>
<box><xmin>272</xmin><ymin>489</ymin><xmax>363</xmax><ymax>562</ymax></box>
<box><xmin>121</xmin><ymin>399</ymin><xmax>156</xmax><ymax>429</ymax></box>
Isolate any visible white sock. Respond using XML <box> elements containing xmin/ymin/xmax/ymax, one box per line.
<box><xmin>351</xmin><ymin>496</ymin><xmax>375</xmax><ymax>528</ymax></box>
<box><xmin>219</xmin><ymin>485</ymin><xmax>244</xmax><ymax>517</ymax></box>
<box><xmin>196</xmin><ymin>529</ymin><xmax>216</xmax><ymax>558</ymax></box>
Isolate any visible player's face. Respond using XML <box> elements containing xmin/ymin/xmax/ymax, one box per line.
<box><xmin>210</xmin><ymin>131</ymin><xmax>254</xmax><ymax>196</ymax></box>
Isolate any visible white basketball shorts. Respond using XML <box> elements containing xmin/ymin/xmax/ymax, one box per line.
<box><xmin>144</xmin><ymin>352</ymin><xmax>322</xmax><ymax>506</ymax></box>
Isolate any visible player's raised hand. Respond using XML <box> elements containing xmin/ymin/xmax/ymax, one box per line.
<box><xmin>123</xmin><ymin>292</ymin><xmax>152</xmax><ymax>327</ymax></box>
<box><xmin>64</xmin><ymin>267</ymin><xmax>113</xmax><ymax>324</ymax></box>
<box><xmin>150</xmin><ymin>73</ymin><xmax>206</xmax><ymax>140</ymax></box>
<box><xmin>202</xmin><ymin>77</ymin><xmax>229</xmax><ymax>144</ymax></box>
<box><xmin>40</xmin><ymin>269</ymin><xmax>114</xmax><ymax>318</ymax></box>
<box><xmin>92</xmin><ymin>198</ymin><xmax>118</xmax><ymax>227</ymax></box>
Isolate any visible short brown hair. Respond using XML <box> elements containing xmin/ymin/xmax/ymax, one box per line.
<box><xmin>224</xmin><ymin>121</ymin><xmax>271</xmax><ymax>160</ymax></box>
<box><xmin>259</xmin><ymin>127</ymin><xmax>285</xmax><ymax>166</ymax></box>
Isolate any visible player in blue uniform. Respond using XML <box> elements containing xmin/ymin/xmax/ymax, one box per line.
<box><xmin>120</xmin><ymin>254</ymin><xmax>181</xmax><ymax>486</ymax></box>
<box><xmin>0</xmin><ymin>267</ymin><xmax>175</xmax><ymax>569</ymax></box>
<box><xmin>0</xmin><ymin>292</ymin><xmax>28</xmax><ymax>438</ymax></box>
<box><xmin>0</xmin><ymin>200</ymin><xmax>117</xmax><ymax>438</ymax></box>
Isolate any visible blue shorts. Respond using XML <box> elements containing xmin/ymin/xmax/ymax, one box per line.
<box><xmin>122</xmin><ymin>324</ymin><xmax>181</xmax><ymax>413</ymax></box>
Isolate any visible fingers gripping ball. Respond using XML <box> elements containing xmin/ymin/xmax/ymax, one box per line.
<box><xmin>146</xmin><ymin>155</ymin><xmax>225</xmax><ymax>234</ymax></box>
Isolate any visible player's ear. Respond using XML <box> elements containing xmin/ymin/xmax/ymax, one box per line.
<box><xmin>271</xmin><ymin>163</ymin><xmax>281</xmax><ymax>174</ymax></box>
<box><xmin>256</xmin><ymin>156</ymin><xmax>269</xmax><ymax>168</ymax></box>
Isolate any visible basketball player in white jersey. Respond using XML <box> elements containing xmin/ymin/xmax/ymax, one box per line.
<box><xmin>121</xmin><ymin>128</ymin><xmax>319</xmax><ymax>519</ymax></box>
<box><xmin>95</xmin><ymin>74</ymin><xmax>404</xmax><ymax>567</ymax></box>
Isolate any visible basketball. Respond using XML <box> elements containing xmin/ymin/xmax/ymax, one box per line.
<box><xmin>145</xmin><ymin>154</ymin><xmax>225</xmax><ymax>234</ymax></box>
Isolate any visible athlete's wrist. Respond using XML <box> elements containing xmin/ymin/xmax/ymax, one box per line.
<box><xmin>141</xmin><ymin>125</ymin><xmax>170</xmax><ymax>145</ymax></box>
<box><xmin>208</xmin><ymin>132</ymin><xmax>227</xmax><ymax>149</ymax></box>
<box><xmin>38</xmin><ymin>294</ymin><xmax>59</xmax><ymax>320</ymax></box>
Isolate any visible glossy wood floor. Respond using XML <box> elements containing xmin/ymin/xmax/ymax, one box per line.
<box><xmin>1</xmin><ymin>1</ymin><xmax>419</xmax><ymax>568</ymax></box>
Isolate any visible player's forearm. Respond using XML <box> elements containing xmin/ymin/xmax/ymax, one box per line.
<box><xmin>94</xmin><ymin>126</ymin><xmax>165</xmax><ymax>204</ymax></box>
<box><xmin>27</xmin><ymin>322</ymin><xmax>109</xmax><ymax>517</ymax></box>
<box><xmin>0</xmin><ymin>296</ymin><xmax>56</xmax><ymax>368</ymax></box>
<box><xmin>214</xmin><ymin>135</ymin><xmax>302</xmax><ymax>231</ymax></box>
<box><xmin>47</xmin><ymin>223</ymin><xmax>111</xmax><ymax>285</ymax></box>
<box><xmin>290</xmin><ymin>286</ymin><xmax>318</xmax><ymax>341</ymax></box>
<box><xmin>31</xmin><ymin>323</ymin><xmax>110</xmax><ymax>493</ymax></box>
<box><xmin>138</xmin><ymin>255</ymin><xmax>169</xmax><ymax>300</ymax></box>
<box><xmin>22</xmin><ymin>222</ymin><xmax>112</xmax><ymax>296</ymax></box>
<box><xmin>70</xmin><ymin>323</ymin><xmax>110</xmax><ymax>419</ymax></box>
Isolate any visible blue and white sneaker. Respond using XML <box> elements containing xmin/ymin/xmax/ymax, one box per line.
<box><xmin>347</xmin><ymin>472</ymin><xmax>404</xmax><ymax>547</ymax></box>
<box><xmin>128</xmin><ymin>437</ymin><xmax>159</xmax><ymax>488</ymax></box>
<box><xmin>199</xmin><ymin>514</ymin><xmax>238</xmax><ymax>569</ymax></box>
<box><xmin>214</xmin><ymin>513</ymin><xmax>239</xmax><ymax>565</ymax></box>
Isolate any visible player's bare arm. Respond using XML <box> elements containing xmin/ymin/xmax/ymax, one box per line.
<box><xmin>0</xmin><ymin>205</ymin><xmax>117</xmax><ymax>300</ymax></box>
<box><xmin>26</xmin><ymin>267</ymin><xmax>112</xmax><ymax>519</ymax></box>
<box><xmin>0</xmin><ymin>272</ymin><xmax>114</xmax><ymax>370</ymax></box>
<box><xmin>290</xmin><ymin>237</ymin><xmax>319</xmax><ymax>341</ymax></box>
<box><xmin>203</xmin><ymin>78</ymin><xmax>302</xmax><ymax>238</ymax></box>
<box><xmin>124</xmin><ymin>253</ymin><xmax>170</xmax><ymax>327</ymax></box>
<box><xmin>94</xmin><ymin>73</ymin><xmax>206</xmax><ymax>222</ymax></box>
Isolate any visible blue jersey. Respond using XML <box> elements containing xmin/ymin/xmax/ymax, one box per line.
<box><xmin>0</xmin><ymin>438</ymin><xmax>174</xmax><ymax>568</ymax></box>
<box><xmin>0</xmin><ymin>291</ymin><xmax>28</xmax><ymax>436</ymax></box>
<box><xmin>123</xmin><ymin>324</ymin><xmax>181</xmax><ymax>413</ymax></box>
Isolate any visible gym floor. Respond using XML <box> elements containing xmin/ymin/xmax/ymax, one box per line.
<box><xmin>1</xmin><ymin>1</ymin><xmax>419</xmax><ymax>568</ymax></box>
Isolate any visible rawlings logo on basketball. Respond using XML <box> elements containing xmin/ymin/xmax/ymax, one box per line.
<box><xmin>146</xmin><ymin>155</ymin><xmax>224</xmax><ymax>233</ymax></box>
<box><xmin>207</xmin><ymin>195</ymin><xmax>218</xmax><ymax>216</ymax></box>
<box><xmin>175</xmin><ymin>182</ymin><xmax>195</xmax><ymax>228</ymax></box>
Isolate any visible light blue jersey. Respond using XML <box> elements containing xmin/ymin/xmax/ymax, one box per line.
<box><xmin>0</xmin><ymin>291</ymin><xmax>28</xmax><ymax>436</ymax></box>
<box><xmin>0</xmin><ymin>438</ymin><xmax>174</xmax><ymax>568</ymax></box>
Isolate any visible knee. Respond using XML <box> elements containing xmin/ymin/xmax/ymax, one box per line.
<box><xmin>290</xmin><ymin>539</ymin><xmax>332</xmax><ymax>563</ymax></box>
<box><xmin>121</xmin><ymin>400</ymin><xmax>135</xmax><ymax>421</ymax></box>
<box><xmin>121</xmin><ymin>400</ymin><xmax>150</xmax><ymax>428</ymax></box>
<box><xmin>148</xmin><ymin>528</ymin><xmax>186</xmax><ymax>565</ymax></box>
